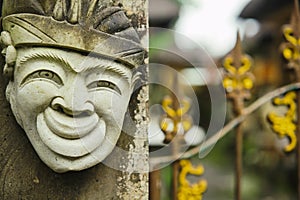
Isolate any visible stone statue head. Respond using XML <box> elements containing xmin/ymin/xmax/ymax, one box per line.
<box><xmin>1</xmin><ymin>0</ymin><xmax>146</xmax><ymax>173</ymax></box>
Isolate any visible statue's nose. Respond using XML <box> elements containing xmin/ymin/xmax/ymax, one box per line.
<box><xmin>51</xmin><ymin>97</ymin><xmax>94</xmax><ymax>117</ymax></box>
<box><xmin>51</xmin><ymin>78</ymin><xmax>95</xmax><ymax>117</ymax></box>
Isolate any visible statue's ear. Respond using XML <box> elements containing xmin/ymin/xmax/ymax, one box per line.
<box><xmin>131</xmin><ymin>64</ymin><xmax>147</xmax><ymax>91</ymax></box>
<box><xmin>5</xmin><ymin>81</ymin><xmax>13</xmax><ymax>102</ymax></box>
<box><xmin>5</xmin><ymin>81</ymin><xmax>24</xmax><ymax>127</ymax></box>
<box><xmin>1</xmin><ymin>31</ymin><xmax>16</xmax><ymax>80</ymax></box>
<box><xmin>131</xmin><ymin>71</ymin><xmax>142</xmax><ymax>88</ymax></box>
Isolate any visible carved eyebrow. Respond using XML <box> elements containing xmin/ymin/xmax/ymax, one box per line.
<box><xmin>19</xmin><ymin>52</ymin><xmax>72</xmax><ymax>70</ymax></box>
<box><xmin>78</xmin><ymin>58</ymin><xmax>132</xmax><ymax>82</ymax></box>
<box><xmin>19</xmin><ymin>51</ymin><xmax>131</xmax><ymax>82</ymax></box>
<box><xmin>86</xmin><ymin>65</ymin><xmax>131</xmax><ymax>81</ymax></box>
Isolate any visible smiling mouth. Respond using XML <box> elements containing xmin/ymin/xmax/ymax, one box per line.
<box><xmin>37</xmin><ymin>107</ymin><xmax>106</xmax><ymax>158</ymax></box>
<box><xmin>44</xmin><ymin>108</ymin><xmax>99</xmax><ymax>139</ymax></box>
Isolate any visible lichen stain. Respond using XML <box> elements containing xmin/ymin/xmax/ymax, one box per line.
<box><xmin>117</xmin><ymin>86</ymin><xmax>149</xmax><ymax>200</ymax></box>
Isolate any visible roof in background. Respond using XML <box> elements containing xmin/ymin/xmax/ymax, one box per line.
<box><xmin>240</xmin><ymin>0</ymin><xmax>296</xmax><ymax>21</ymax></box>
<box><xmin>149</xmin><ymin>0</ymin><xmax>180</xmax><ymax>27</ymax></box>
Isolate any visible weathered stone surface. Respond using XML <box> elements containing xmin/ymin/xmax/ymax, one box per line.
<box><xmin>0</xmin><ymin>0</ymin><xmax>148</xmax><ymax>199</ymax></box>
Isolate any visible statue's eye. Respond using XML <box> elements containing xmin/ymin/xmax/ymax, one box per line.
<box><xmin>22</xmin><ymin>70</ymin><xmax>63</xmax><ymax>86</ymax></box>
<box><xmin>87</xmin><ymin>80</ymin><xmax>121</xmax><ymax>94</ymax></box>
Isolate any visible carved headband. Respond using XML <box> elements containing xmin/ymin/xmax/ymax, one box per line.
<box><xmin>1</xmin><ymin>0</ymin><xmax>146</xmax><ymax>78</ymax></box>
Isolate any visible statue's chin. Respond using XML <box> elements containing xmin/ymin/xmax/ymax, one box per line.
<box><xmin>37</xmin><ymin>108</ymin><xmax>106</xmax><ymax>158</ymax></box>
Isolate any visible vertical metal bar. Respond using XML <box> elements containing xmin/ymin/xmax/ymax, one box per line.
<box><xmin>222</xmin><ymin>32</ymin><xmax>253</xmax><ymax>200</ymax></box>
<box><xmin>295</xmin><ymin>0</ymin><xmax>300</xmax><ymax>192</ymax></box>
<box><xmin>293</xmin><ymin>0</ymin><xmax>300</xmax><ymax>193</ymax></box>
<box><xmin>284</xmin><ymin>1</ymin><xmax>300</xmax><ymax>198</ymax></box>
<box><xmin>279</xmin><ymin>0</ymin><xmax>300</xmax><ymax>197</ymax></box>
<box><xmin>235</xmin><ymin>123</ymin><xmax>243</xmax><ymax>200</ymax></box>
<box><xmin>172</xmin><ymin>73</ymin><xmax>181</xmax><ymax>200</ymax></box>
<box><xmin>232</xmin><ymin>98</ymin><xmax>244</xmax><ymax>200</ymax></box>
<box><xmin>160</xmin><ymin>72</ymin><xmax>193</xmax><ymax>200</ymax></box>
<box><xmin>172</xmin><ymin>159</ymin><xmax>180</xmax><ymax>200</ymax></box>
<box><xmin>295</xmin><ymin>65</ymin><xmax>300</xmax><ymax>200</ymax></box>
<box><xmin>149</xmin><ymin>170</ymin><xmax>161</xmax><ymax>200</ymax></box>
<box><xmin>222</xmin><ymin>32</ymin><xmax>254</xmax><ymax>199</ymax></box>
<box><xmin>297</xmin><ymin>90</ymin><xmax>300</xmax><ymax>200</ymax></box>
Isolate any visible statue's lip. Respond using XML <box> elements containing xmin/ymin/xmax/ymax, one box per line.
<box><xmin>44</xmin><ymin>108</ymin><xmax>99</xmax><ymax>139</ymax></box>
<box><xmin>37</xmin><ymin>112</ymin><xmax>106</xmax><ymax>157</ymax></box>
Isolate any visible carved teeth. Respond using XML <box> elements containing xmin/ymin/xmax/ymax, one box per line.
<box><xmin>44</xmin><ymin>107</ymin><xmax>99</xmax><ymax>139</ymax></box>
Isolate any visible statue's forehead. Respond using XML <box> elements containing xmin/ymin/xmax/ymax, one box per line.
<box><xmin>16</xmin><ymin>47</ymin><xmax>133</xmax><ymax>77</ymax></box>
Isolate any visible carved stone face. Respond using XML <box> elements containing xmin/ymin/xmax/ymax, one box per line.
<box><xmin>6</xmin><ymin>47</ymin><xmax>134</xmax><ymax>173</ymax></box>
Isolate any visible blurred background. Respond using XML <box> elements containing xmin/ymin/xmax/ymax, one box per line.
<box><xmin>148</xmin><ymin>0</ymin><xmax>298</xmax><ymax>199</ymax></box>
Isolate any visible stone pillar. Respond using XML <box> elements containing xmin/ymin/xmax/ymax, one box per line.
<box><xmin>0</xmin><ymin>0</ymin><xmax>148</xmax><ymax>199</ymax></box>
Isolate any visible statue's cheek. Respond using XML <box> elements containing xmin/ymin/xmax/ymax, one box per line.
<box><xmin>15</xmin><ymin>82</ymin><xmax>60</xmax><ymax>115</ymax></box>
<box><xmin>92</xmin><ymin>91</ymin><xmax>130</xmax><ymax>116</ymax></box>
